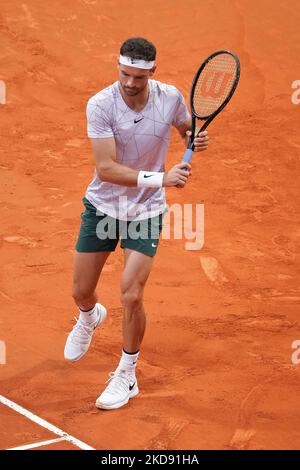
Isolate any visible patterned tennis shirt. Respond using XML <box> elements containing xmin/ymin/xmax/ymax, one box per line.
<box><xmin>85</xmin><ymin>79</ymin><xmax>190</xmax><ymax>221</ymax></box>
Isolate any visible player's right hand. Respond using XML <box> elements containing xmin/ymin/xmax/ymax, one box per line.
<box><xmin>163</xmin><ymin>163</ymin><xmax>192</xmax><ymax>188</ymax></box>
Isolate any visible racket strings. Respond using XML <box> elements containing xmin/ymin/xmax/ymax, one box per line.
<box><xmin>193</xmin><ymin>54</ymin><xmax>237</xmax><ymax>118</ymax></box>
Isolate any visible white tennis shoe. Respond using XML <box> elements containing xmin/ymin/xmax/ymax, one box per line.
<box><xmin>64</xmin><ymin>303</ymin><xmax>107</xmax><ymax>362</ymax></box>
<box><xmin>96</xmin><ymin>369</ymin><xmax>139</xmax><ymax>410</ymax></box>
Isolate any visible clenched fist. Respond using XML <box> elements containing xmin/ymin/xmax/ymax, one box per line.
<box><xmin>163</xmin><ymin>163</ymin><xmax>192</xmax><ymax>189</ymax></box>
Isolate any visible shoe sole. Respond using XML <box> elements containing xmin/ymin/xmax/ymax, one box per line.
<box><xmin>64</xmin><ymin>303</ymin><xmax>107</xmax><ymax>362</ymax></box>
<box><xmin>95</xmin><ymin>387</ymin><xmax>139</xmax><ymax>410</ymax></box>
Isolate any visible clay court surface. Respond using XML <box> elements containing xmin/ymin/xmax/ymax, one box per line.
<box><xmin>0</xmin><ymin>0</ymin><xmax>300</xmax><ymax>451</ymax></box>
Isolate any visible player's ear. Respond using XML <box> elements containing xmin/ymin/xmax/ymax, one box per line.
<box><xmin>149</xmin><ymin>65</ymin><xmax>156</xmax><ymax>77</ymax></box>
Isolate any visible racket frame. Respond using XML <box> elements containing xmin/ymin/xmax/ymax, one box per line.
<box><xmin>188</xmin><ymin>49</ymin><xmax>241</xmax><ymax>150</ymax></box>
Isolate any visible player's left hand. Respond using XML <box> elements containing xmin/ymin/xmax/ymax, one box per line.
<box><xmin>186</xmin><ymin>130</ymin><xmax>209</xmax><ymax>152</ymax></box>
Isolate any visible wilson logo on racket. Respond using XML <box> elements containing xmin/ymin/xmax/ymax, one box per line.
<box><xmin>200</xmin><ymin>71</ymin><xmax>234</xmax><ymax>99</ymax></box>
<box><xmin>180</xmin><ymin>50</ymin><xmax>240</xmax><ymax>165</ymax></box>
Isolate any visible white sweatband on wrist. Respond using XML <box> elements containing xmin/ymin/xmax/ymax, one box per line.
<box><xmin>137</xmin><ymin>171</ymin><xmax>164</xmax><ymax>188</ymax></box>
<box><xmin>119</xmin><ymin>55</ymin><xmax>155</xmax><ymax>70</ymax></box>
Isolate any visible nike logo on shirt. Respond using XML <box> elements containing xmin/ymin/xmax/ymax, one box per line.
<box><xmin>134</xmin><ymin>117</ymin><xmax>143</xmax><ymax>123</ymax></box>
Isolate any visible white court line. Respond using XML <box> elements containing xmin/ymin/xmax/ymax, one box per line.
<box><xmin>0</xmin><ymin>394</ymin><xmax>95</xmax><ymax>450</ymax></box>
<box><xmin>8</xmin><ymin>437</ymin><xmax>66</xmax><ymax>450</ymax></box>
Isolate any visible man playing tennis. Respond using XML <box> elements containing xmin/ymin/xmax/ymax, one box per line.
<box><xmin>64</xmin><ymin>37</ymin><xmax>209</xmax><ymax>410</ymax></box>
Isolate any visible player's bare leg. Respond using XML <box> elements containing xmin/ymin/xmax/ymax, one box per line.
<box><xmin>96</xmin><ymin>249</ymin><xmax>154</xmax><ymax>410</ymax></box>
<box><xmin>121</xmin><ymin>249</ymin><xmax>154</xmax><ymax>352</ymax></box>
<box><xmin>64</xmin><ymin>251</ymin><xmax>111</xmax><ymax>361</ymax></box>
<box><xmin>72</xmin><ymin>251</ymin><xmax>110</xmax><ymax>310</ymax></box>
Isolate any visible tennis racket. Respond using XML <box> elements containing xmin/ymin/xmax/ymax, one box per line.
<box><xmin>181</xmin><ymin>50</ymin><xmax>240</xmax><ymax>164</ymax></box>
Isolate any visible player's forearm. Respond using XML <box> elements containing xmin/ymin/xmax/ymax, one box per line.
<box><xmin>96</xmin><ymin>161</ymin><xmax>139</xmax><ymax>187</ymax></box>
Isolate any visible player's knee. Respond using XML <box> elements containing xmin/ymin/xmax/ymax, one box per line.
<box><xmin>120</xmin><ymin>287</ymin><xmax>143</xmax><ymax>310</ymax></box>
<box><xmin>72</xmin><ymin>283</ymin><xmax>94</xmax><ymax>304</ymax></box>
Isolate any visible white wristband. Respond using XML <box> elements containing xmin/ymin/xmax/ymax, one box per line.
<box><xmin>137</xmin><ymin>171</ymin><xmax>164</xmax><ymax>188</ymax></box>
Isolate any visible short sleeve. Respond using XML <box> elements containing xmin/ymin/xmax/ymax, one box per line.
<box><xmin>172</xmin><ymin>90</ymin><xmax>191</xmax><ymax>127</ymax></box>
<box><xmin>86</xmin><ymin>98</ymin><xmax>114</xmax><ymax>139</ymax></box>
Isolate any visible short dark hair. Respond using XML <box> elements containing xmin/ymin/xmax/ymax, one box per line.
<box><xmin>120</xmin><ymin>37</ymin><xmax>156</xmax><ymax>61</ymax></box>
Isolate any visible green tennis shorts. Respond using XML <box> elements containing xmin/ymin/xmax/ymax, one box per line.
<box><xmin>75</xmin><ymin>197</ymin><xmax>165</xmax><ymax>257</ymax></box>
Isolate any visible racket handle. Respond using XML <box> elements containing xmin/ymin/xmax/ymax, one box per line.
<box><xmin>181</xmin><ymin>148</ymin><xmax>193</xmax><ymax>164</ymax></box>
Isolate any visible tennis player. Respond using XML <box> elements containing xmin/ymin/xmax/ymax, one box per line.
<box><xmin>64</xmin><ymin>37</ymin><xmax>209</xmax><ymax>410</ymax></box>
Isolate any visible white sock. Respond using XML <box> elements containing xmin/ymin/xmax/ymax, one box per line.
<box><xmin>79</xmin><ymin>305</ymin><xmax>98</xmax><ymax>325</ymax></box>
<box><xmin>116</xmin><ymin>349</ymin><xmax>139</xmax><ymax>375</ymax></box>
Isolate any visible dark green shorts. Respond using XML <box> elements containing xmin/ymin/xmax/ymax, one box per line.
<box><xmin>75</xmin><ymin>197</ymin><xmax>164</xmax><ymax>257</ymax></box>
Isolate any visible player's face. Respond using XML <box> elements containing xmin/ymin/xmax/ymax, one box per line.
<box><xmin>118</xmin><ymin>64</ymin><xmax>154</xmax><ymax>96</ymax></box>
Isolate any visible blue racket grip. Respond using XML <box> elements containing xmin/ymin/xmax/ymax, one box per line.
<box><xmin>181</xmin><ymin>148</ymin><xmax>193</xmax><ymax>164</ymax></box>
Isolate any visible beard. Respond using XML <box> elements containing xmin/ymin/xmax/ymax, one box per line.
<box><xmin>121</xmin><ymin>81</ymin><xmax>148</xmax><ymax>97</ymax></box>
<box><xmin>124</xmin><ymin>87</ymin><xmax>140</xmax><ymax>96</ymax></box>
